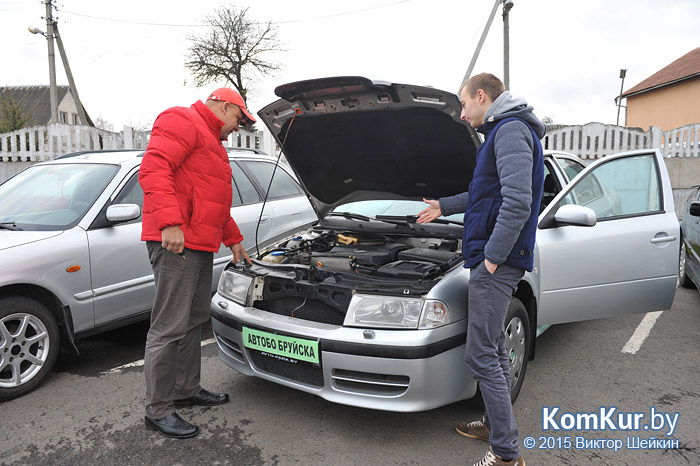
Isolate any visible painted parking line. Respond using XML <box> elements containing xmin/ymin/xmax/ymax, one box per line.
<box><xmin>101</xmin><ymin>337</ymin><xmax>217</xmax><ymax>374</ymax></box>
<box><xmin>621</xmin><ymin>311</ymin><xmax>663</xmax><ymax>354</ymax></box>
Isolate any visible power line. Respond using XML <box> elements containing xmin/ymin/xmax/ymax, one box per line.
<box><xmin>272</xmin><ymin>0</ymin><xmax>411</xmax><ymax>24</ymax></box>
<box><xmin>56</xmin><ymin>8</ymin><xmax>205</xmax><ymax>27</ymax></box>
<box><xmin>56</xmin><ymin>1</ymin><xmax>412</xmax><ymax>28</ymax></box>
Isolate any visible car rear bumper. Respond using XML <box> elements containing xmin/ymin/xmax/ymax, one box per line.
<box><xmin>210</xmin><ymin>293</ymin><xmax>477</xmax><ymax>412</ymax></box>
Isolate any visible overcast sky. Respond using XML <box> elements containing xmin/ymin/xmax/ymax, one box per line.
<box><xmin>2</xmin><ymin>0</ymin><xmax>699</xmax><ymax>131</ymax></box>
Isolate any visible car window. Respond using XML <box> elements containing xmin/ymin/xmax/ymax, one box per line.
<box><xmin>230</xmin><ymin>162</ymin><xmax>261</xmax><ymax>206</ymax></box>
<box><xmin>556</xmin><ymin>157</ymin><xmax>585</xmax><ymax>181</ymax></box>
<box><xmin>557</xmin><ymin>153</ymin><xmax>661</xmax><ymax>220</ymax></box>
<box><xmin>541</xmin><ymin>160</ymin><xmax>562</xmax><ymax>212</ymax></box>
<box><xmin>112</xmin><ymin>172</ymin><xmax>143</xmax><ymax>223</ymax></box>
<box><xmin>240</xmin><ymin>161</ymin><xmax>303</xmax><ymax>200</ymax></box>
<box><xmin>0</xmin><ymin>163</ymin><xmax>118</xmax><ymax>230</ymax></box>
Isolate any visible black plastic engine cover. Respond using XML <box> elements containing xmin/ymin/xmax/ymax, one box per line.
<box><xmin>374</xmin><ymin>260</ymin><xmax>441</xmax><ymax>280</ymax></box>
<box><xmin>311</xmin><ymin>243</ymin><xmax>409</xmax><ymax>270</ymax></box>
<box><xmin>397</xmin><ymin>248</ymin><xmax>463</xmax><ymax>271</ymax></box>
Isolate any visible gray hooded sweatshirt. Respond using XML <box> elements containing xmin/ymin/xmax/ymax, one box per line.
<box><xmin>438</xmin><ymin>91</ymin><xmax>546</xmax><ymax>265</ymax></box>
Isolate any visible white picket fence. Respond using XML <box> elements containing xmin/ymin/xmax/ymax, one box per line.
<box><xmin>0</xmin><ymin>123</ymin><xmax>149</xmax><ymax>162</ymax></box>
<box><xmin>544</xmin><ymin>122</ymin><xmax>700</xmax><ymax>159</ymax></box>
<box><xmin>0</xmin><ymin>123</ymin><xmax>264</xmax><ymax>183</ymax></box>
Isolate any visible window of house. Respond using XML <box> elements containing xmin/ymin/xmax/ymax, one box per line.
<box><xmin>72</xmin><ymin>114</ymin><xmax>79</xmax><ymax>125</ymax></box>
<box><xmin>59</xmin><ymin>111</ymin><xmax>68</xmax><ymax>123</ymax></box>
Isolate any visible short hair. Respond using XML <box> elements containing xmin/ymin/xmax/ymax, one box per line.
<box><xmin>460</xmin><ymin>73</ymin><xmax>505</xmax><ymax>101</ymax></box>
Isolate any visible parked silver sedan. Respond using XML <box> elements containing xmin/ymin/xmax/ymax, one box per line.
<box><xmin>0</xmin><ymin>148</ymin><xmax>316</xmax><ymax>401</ymax></box>
<box><xmin>210</xmin><ymin>77</ymin><xmax>679</xmax><ymax>412</ymax></box>
<box><xmin>679</xmin><ymin>185</ymin><xmax>700</xmax><ymax>292</ymax></box>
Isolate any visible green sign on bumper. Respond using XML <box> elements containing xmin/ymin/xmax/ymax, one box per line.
<box><xmin>242</xmin><ymin>327</ymin><xmax>320</xmax><ymax>364</ymax></box>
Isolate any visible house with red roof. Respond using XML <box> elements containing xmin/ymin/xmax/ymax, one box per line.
<box><xmin>620</xmin><ymin>48</ymin><xmax>700</xmax><ymax>131</ymax></box>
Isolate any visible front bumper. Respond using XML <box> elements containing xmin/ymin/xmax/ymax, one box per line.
<box><xmin>210</xmin><ymin>292</ymin><xmax>477</xmax><ymax>412</ymax></box>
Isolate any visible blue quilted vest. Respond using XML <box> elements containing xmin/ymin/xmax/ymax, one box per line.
<box><xmin>462</xmin><ymin>117</ymin><xmax>544</xmax><ymax>272</ymax></box>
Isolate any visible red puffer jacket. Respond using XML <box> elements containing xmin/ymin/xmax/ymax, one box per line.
<box><xmin>139</xmin><ymin>100</ymin><xmax>243</xmax><ymax>252</ymax></box>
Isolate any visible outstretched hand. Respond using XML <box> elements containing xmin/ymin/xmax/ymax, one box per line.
<box><xmin>230</xmin><ymin>242</ymin><xmax>252</xmax><ymax>265</ymax></box>
<box><xmin>416</xmin><ymin>198</ymin><xmax>442</xmax><ymax>224</ymax></box>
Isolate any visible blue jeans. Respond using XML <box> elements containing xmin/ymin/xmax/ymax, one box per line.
<box><xmin>465</xmin><ymin>261</ymin><xmax>524</xmax><ymax>459</ymax></box>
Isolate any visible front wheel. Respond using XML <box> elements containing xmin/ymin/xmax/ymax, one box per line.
<box><xmin>0</xmin><ymin>296</ymin><xmax>60</xmax><ymax>401</ymax></box>
<box><xmin>504</xmin><ymin>297</ymin><xmax>530</xmax><ymax>403</ymax></box>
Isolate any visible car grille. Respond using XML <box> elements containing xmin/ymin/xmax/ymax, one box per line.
<box><xmin>247</xmin><ymin>349</ymin><xmax>324</xmax><ymax>387</ymax></box>
<box><xmin>253</xmin><ymin>297</ymin><xmax>345</xmax><ymax>325</ymax></box>
<box><xmin>331</xmin><ymin>369</ymin><xmax>410</xmax><ymax>396</ymax></box>
<box><xmin>216</xmin><ymin>335</ymin><xmax>245</xmax><ymax>363</ymax></box>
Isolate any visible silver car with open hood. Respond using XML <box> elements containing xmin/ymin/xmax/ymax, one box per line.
<box><xmin>210</xmin><ymin>76</ymin><xmax>679</xmax><ymax>412</ymax></box>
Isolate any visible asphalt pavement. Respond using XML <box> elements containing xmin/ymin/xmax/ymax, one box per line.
<box><xmin>1</xmin><ymin>287</ymin><xmax>698</xmax><ymax>466</ymax></box>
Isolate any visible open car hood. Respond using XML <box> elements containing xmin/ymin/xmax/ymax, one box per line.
<box><xmin>257</xmin><ymin>76</ymin><xmax>480</xmax><ymax>217</ymax></box>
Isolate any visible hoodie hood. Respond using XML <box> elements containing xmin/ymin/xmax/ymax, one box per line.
<box><xmin>480</xmin><ymin>91</ymin><xmax>546</xmax><ymax>139</ymax></box>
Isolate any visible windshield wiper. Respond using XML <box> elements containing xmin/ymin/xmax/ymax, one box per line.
<box><xmin>328</xmin><ymin>212</ymin><xmax>418</xmax><ymax>230</ymax></box>
<box><xmin>328</xmin><ymin>211</ymin><xmax>371</xmax><ymax>222</ymax></box>
<box><xmin>0</xmin><ymin>222</ymin><xmax>23</xmax><ymax>231</ymax></box>
<box><xmin>375</xmin><ymin>215</ymin><xmax>464</xmax><ymax>226</ymax></box>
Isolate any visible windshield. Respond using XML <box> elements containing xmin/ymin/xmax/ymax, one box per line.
<box><xmin>0</xmin><ymin>163</ymin><xmax>118</xmax><ymax>231</ymax></box>
<box><xmin>334</xmin><ymin>200</ymin><xmax>463</xmax><ymax>222</ymax></box>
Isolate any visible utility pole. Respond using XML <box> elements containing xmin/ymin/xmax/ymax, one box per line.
<box><xmin>54</xmin><ymin>23</ymin><xmax>88</xmax><ymax>125</ymax></box>
<box><xmin>462</xmin><ymin>0</ymin><xmax>501</xmax><ymax>87</ymax></box>
<box><xmin>44</xmin><ymin>0</ymin><xmax>58</xmax><ymax>123</ymax></box>
<box><xmin>503</xmin><ymin>0</ymin><xmax>514</xmax><ymax>90</ymax></box>
<box><xmin>33</xmin><ymin>1</ymin><xmax>89</xmax><ymax>125</ymax></box>
<box><xmin>616</xmin><ymin>69</ymin><xmax>627</xmax><ymax>126</ymax></box>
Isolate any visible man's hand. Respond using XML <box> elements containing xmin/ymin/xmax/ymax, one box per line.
<box><xmin>484</xmin><ymin>258</ymin><xmax>498</xmax><ymax>275</ymax></box>
<box><xmin>416</xmin><ymin>198</ymin><xmax>442</xmax><ymax>224</ymax></box>
<box><xmin>162</xmin><ymin>225</ymin><xmax>185</xmax><ymax>254</ymax></box>
<box><xmin>230</xmin><ymin>242</ymin><xmax>252</xmax><ymax>265</ymax></box>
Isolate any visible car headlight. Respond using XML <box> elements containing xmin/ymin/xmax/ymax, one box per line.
<box><xmin>218</xmin><ymin>269</ymin><xmax>253</xmax><ymax>306</ymax></box>
<box><xmin>343</xmin><ymin>294</ymin><xmax>450</xmax><ymax>329</ymax></box>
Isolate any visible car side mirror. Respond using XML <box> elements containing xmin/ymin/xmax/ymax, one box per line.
<box><xmin>106</xmin><ymin>204</ymin><xmax>141</xmax><ymax>223</ymax></box>
<box><xmin>554</xmin><ymin>204</ymin><xmax>597</xmax><ymax>227</ymax></box>
<box><xmin>689</xmin><ymin>201</ymin><xmax>700</xmax><ymax>217</ymax></box>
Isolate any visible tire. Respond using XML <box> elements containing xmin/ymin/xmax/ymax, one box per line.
<box><xmin>504</xmin><ymin>297</ymin><xmax>530</xmax><ymax>404</ymax></box>
<box><xmin>679</xmin><ymin>241</ymin><xmax>694</xmax><ymax>288</ymax></box>
<box><xmin>0</xmin><ymin>296</ymin><xmax>60</xmax><ymax>401</ymax></box>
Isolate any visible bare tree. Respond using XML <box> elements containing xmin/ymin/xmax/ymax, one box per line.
<box><xmin>94</xmin><ymin>115</ymin><xmax>114</xmax><ymax>132</ymax></box>
<box><xmin>185</xmin><ymin>6</ymin><xmax>283</xmax><ymax>103</ymax></box>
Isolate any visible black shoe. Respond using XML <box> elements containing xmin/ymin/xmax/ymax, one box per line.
<box><xmin>174</xmin><ymin>388</ymin><xmax>230</xmax><ymax>407</ymax></box>
<box><xmin>144</xmin><ymin>413</ymin><xmax>199</xmax><ymax>439</ymax></box>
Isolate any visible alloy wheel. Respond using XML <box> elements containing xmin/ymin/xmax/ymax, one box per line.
<box><xmin>0</xmin><ymin>313</ymin><xmax>51</xmax><ymax>388</ymax></box>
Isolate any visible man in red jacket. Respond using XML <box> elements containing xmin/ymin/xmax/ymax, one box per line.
<box><xmin>139</xmin><ymin>88</ymin><xmax>254</xmax><ymax>439</ymax></box>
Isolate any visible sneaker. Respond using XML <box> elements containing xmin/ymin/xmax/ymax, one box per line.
<box><xmin>473</xmin><ymin>447</ymin><xmax>525</xmax><ymax>466</ymax></box>
<box><xmin>455</xmin><ymin>415</ymin><xmax>490</xmax><ymax>442</ymax></box>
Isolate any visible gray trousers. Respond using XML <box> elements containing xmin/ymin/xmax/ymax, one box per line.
<box><xmin>144</xmin><ymin>241</ymin><xmax>213</xmax><ymax>419</ymax></box>
<box><xmin>465</xmin><ymin>261</ymin><xmax>524</xmax><ymax>460</ymax></box>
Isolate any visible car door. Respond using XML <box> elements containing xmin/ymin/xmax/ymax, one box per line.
<box><xmin>237</xmin><ymin>159</ymin><xmax>315</xmax><ymax>237</ymax></box>
<box><xmin>536</xmin><ymin>149</ymin><xmax>678</xmax><ymax>325</ymax></box>
<box><xmin>88</xmin><ymin>170</ymin><xmax>154</xmax><ymax>326</ymax></box>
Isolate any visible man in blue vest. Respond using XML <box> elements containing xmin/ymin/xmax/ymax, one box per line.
<box><xmin>418</xmin><ymin>73</ymin><xmax>545</xmax><ymax>466</ymax></box>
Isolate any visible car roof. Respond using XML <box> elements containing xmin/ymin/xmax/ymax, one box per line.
<box><xmin>47</xmin><ymin>147</ymin><xmax>276</xmax><ymax>168</ymax></box>
<box><xmin>54</xmin><ymin>150</ymin><xmax>144</xmax><ymax>163</ymax></box>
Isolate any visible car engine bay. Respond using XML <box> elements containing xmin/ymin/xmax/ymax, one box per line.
<box><xmin>229</xmin><ymin>219</ymin><xmax>465</xmax><ymax>324</ymax></box>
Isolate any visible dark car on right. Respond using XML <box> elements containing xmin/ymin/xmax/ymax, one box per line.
<box><xmin>679</xmin><ymin>185</ymin><xmax>700</xmax><ymax>291</ymax></box>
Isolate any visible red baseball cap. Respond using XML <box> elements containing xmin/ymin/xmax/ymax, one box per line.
<box><xmin>207</xmin><ymin>87</ymin><xmax>256</xmax><ymax>125</ymax></box>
